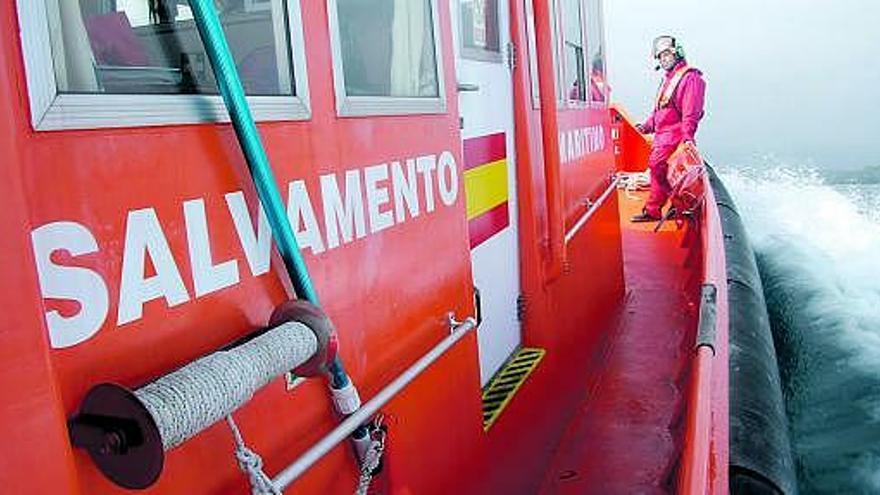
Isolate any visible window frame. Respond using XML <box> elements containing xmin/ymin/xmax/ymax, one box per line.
<box><xmin>326</xmin><ymin>0</ymin><xmax>447</xmax><ymax>117</ymax></box>
<box><xmin>16</xmin><ymin>0</ymin><xmax>312</xmax><ymax>131</ymax></box>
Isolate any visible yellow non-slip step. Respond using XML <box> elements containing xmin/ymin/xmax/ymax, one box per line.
<box><xmin>481</xmin><ymin>347</ymin><xmax>546</xmax><ymax>431</ymax></box>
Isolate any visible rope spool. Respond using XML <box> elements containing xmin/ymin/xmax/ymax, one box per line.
<box><xmin>69</xmin><ymin>301</ymin><xmax>337</xmax><ymax>489</ymax></box>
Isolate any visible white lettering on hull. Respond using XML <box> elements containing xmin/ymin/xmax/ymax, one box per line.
<box><xmin>288</xmin><ymin>180</ymin><xmax>325</xmax><ymax>255</ymax></box>
<box><xmin>225</xmin><ymin>191</ymin><xmax>272</xmax><ymax>276</ymax></box>
<box><xmin>364</xmin><ymin>164</ymin><xmax>394</xmax><ymax>234</ymax></box>
<box><xmin>117</xmin><ymin>208</ymin><xmax>190</xmax><ymax>326</ymax></box>
<box><xmin>558</xmin><ymin>125</ymin><xmax>607</xmax><ymax>164</ymax></box>
<box><xmin>321</xmin><ymin>171</ymin><xmax>366</xmax><ymax>249</ymax></box>
<box><xmin>392</xmin><ymin>160</ymin><xmax>419</xmax><ymax>222</ymax></box>
<box><xmin>184</xmin><ymin>199</ymin><xmax>240</xmax><ymax>298</ymax></box>
<box><xmin>31</xmin><ymin>151</ymin><xmax>460</xmax><ymax>348</ymax></box>
<box><xmin>31</xmin><ymin>222</ymin><xmax>110</xmax><ymax>348</ymax></box>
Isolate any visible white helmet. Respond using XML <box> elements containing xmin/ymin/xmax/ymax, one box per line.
<box><xmin>652</xmin><ymin>35</ymin><xmax>685</xmax><ymax>60</ymax></box>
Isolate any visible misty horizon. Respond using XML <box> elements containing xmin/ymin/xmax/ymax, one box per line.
<box><xmin>606</xmin><ymin>0</ymin><xmax>880</xmax><ymax>171</ymax></box>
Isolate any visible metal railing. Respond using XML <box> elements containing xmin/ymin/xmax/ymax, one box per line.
<box><xmin>272</xmin><ymin>315</ymin><xmax>478</xmax><ymax>490</ymax></box>
<box><xmin>564</xmin><ymin>177</ymin><xmax>619</xmax><ymax>244</ymax></box>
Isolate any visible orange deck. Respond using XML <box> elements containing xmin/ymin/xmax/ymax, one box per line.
<box><xmin>540</xmin><ymin>190</ymin><xmax>700</xmax><ymax>494</ymax></box>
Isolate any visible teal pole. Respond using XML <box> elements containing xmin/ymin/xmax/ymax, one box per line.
<box><xmin>188</xmin><ymin>0</ymin><xmax>350</xmax><ymax>389</ymax></box>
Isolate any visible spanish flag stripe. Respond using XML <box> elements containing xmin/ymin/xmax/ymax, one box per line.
<box><xmin>469</xmin><ymin>201</ymin><xmax>510</xmax><ymax>249</ymax></box>
<box><xmin>463</xmin><ymin>132</ymin><xmax>507</xmax><ymax>170</ymax></box>
<box><xmin>464</xmin><ymin>159</ymin><xmax>508</xmax><ymax>220</ymax></box>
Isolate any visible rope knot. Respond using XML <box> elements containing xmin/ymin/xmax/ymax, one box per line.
<box><xmin>226</xmin><ymin>415</ymin><xmax>281</xmax><ymax>495</ymax></box>
<box><xmin>234</xmin><ymin>445</ymin><xmax>264</xmax><ymax>472</ymax></box>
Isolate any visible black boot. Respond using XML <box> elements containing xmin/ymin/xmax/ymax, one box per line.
<box><xmin>631</xmin><ymin>209</ymin><xmax>661</xmax><ymax>223</ymax></box>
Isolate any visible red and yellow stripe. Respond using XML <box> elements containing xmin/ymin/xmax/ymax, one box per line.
<box><xmin>464</xmin><ymin>133</ymin><xmax>509</xmax><ymax>249</ymax></box>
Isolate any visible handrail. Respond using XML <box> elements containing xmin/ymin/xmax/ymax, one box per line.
<box><xmin>564</xmin><ymin>177</ymin><xmax>619</xmax><ymax>244</ymax></box>
<box><xmin>272</xmin><ymin>316</ymin><xmax>478</xmax><ymax>490</ymax></box>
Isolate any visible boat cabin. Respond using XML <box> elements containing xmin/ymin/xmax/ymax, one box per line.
<box><xmin>0</xmin><ymin>1</ymin><xmax>734</xmax><ymax>493</ymax></box>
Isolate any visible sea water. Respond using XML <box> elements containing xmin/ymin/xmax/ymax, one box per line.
<box><xmin>721</xmin><ymin>165</ymin><xmax>880</xmax><ymax>494</ymax></box>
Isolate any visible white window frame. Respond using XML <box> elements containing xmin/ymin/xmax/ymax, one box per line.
<box><xmin>16</xmin><ymin>0</ymin><xmax>311</xmax><ymax>131</ymax></box>
<box><xmin>326</xmin><ymin>0</ymin><xmax>447</xmax><ymax>117</ymax></box>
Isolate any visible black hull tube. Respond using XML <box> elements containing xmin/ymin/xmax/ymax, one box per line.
<box><xmin>708</xmin><ymin>167</ymin><xmax>798</xmax><ymax>495</ymax></box>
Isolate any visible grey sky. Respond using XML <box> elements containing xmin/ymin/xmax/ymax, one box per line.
<box><xmin>605</xmin><ymin>0</ymin><xmax>880</xmax><ymax>170</ymax></box>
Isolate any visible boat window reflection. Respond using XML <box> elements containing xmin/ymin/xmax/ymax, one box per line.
<box><xmin>560</xmin><ymin>0</ymin><xmax>587</xmax><ymax>102</ymax></box>
<box><xmin>48</xmin><ymin>0</ymin><xmax>295</xmax><ymax>96</ymax></box>
<box><xmin>460</xmin><ymin>0</ymin><xmax>501</xmax><ymax>57</ymax></box>
<box><xmin>335</xmin><ymin>0</ymin><xmax>439</xmax><ymax>98</ymax></box>
<box><xmin>585</xmin><ymin>0</ymin><xmax>607</xmax><ymax>104</ymax></box>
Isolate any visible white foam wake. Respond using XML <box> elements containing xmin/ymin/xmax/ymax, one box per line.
<box><xmin>719</xmin><ymin>164</ymin><xmax>880</xmax><ymax>493</ymax></box>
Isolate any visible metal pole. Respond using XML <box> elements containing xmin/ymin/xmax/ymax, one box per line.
<box><xmin>273</xmin><ymin>317</ymin><xmax>478</xmax><ymax>490</ymax></box>
<box><xmin>564</xmin><ymin>177</ymin><xmax>619</xmax><ymax>244</ymax></box>
<box><xmin>187</xmin><ymin>0</ymin><xmax>351</xmax><ymax>389</ymax></box>
<box><xmin>533</xmin><ymin>0</ymin><xmax>566</xmax><ymax>280</ymax></box>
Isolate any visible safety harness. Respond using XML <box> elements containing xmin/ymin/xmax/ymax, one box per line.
<box><xmin>655</xmin><ymin>64</ymin><xmax>695</xmax><ymax>110</ymax></box>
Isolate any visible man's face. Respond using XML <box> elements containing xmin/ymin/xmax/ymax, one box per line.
<box><xmin>658</xmin><ymin>50</ymin><xmax>677</xmax><ymax>71</ymax></box>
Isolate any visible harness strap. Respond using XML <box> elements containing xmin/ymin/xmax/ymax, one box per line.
<box><xmin>655</xmin><ymin>65</ymin><xmax>694</xmax><ymax>110</ymax></box>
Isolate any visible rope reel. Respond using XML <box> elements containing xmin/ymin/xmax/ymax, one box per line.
<box><xmin>68</xmin><ymin>300</ymin><xmax>337</xmax><ymax>489</ymax></box>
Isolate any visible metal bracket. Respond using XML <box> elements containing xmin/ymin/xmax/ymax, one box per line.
<box><xmin>447</xmin><ymin>312</ymin><xmax>477</xmax><ymax>333</ymax></box>
<box><xmin>516</xmin><ymin>294</ymin><xmax>526</xmax><ymax>322</ymax></box>
<box><xmin>696</xmin><ymin>284</ymin><xmax>718</xmax><ymax>353</ymax></box>
<box><xmin>506</xmin><ymin>41</ymin><xmax>517</xmax><ymax>70</ymax></box>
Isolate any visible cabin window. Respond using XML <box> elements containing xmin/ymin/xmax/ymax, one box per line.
<box><xmin>559</xmin><ymin>0</ymin><xmax>587</xmax><ymax>103</ymax></box>
<box><xmin>524</xmin><ymin>0</ymin><xmax>540</xmax><ymax>108</ymax></box>
<box><xmin>584</xmin><ymin>0</ymin><xmax>607</xmax><ymax>104</ymax></box>
<box><xmin>460</xmin><ymin>0</ymin><xmax>501</xmax><ymax>62</ymax></box>
<box><xmin>523</xmin><ymin>0</ymin><xmax>564</xmax><ymax>109</ymax></box>
<box><xmin>17</xmin><ymin>0</ymin><xmax>310</xmax><ymax>130</ymax></box>
<box><xmin>328</xmin><ymin>0</ymin><xmax>446</xmax><ymax>116</ymax></box>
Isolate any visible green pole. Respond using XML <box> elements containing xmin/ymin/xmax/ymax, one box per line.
<box><xmin>188</xmin><ymin>0</ymin><xmax>350</xmax><ymax>388</ymax></box>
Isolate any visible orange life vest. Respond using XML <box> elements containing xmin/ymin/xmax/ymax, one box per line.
<box><xmin>655</xmin><ymin>65</ymin><xmax>695</xmax><ymax>110</ymax></box>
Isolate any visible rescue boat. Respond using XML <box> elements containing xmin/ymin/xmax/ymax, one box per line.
<box><xmin>0</xmin><ymin>1</ymin><xmax>795</xmax><ymax>493</ymax></box>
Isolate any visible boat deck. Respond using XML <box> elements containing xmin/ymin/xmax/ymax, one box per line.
<box><xmin>539</xmin><ymin>190</ymin><xmax>700</xmax><ymax>494</ymax></box>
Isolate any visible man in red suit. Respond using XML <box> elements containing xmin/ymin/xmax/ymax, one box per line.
<box><xmin>632</xmin><ymin>36</ymin><xmax>707</xmax><ymax>222</ymax></box>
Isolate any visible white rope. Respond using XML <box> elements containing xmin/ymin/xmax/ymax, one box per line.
<box><xmin>354</xmin><ymin>445</ymin><xmax>383</xmax><ymax>495</ymax></box>
<box><xmin>616</xmin><ymin>170</ymin><xmax>651</xmax><ymax>199</ymax></box>
<box><xmin>227</xmin><ymin>415</ymin><xmax>282</xmax><ymax>495</ymax></box>
<box><xmin>354</xmin><ymin>417</ymin><xmax>386</xmax><ymax>495</ymax></box>
<box><xmin>134</xmin><ymin>321</ymin><xmax>318</xmax><ymax>450</ymax></box>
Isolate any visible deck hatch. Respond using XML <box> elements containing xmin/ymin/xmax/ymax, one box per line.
<box><xmin>481</xmin><ymin>347</ymin><xmax>545</xmax><ymax>430</ymax></box>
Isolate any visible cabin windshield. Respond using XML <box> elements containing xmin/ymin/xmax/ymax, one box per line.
<box><xmin>47</xmin><ymin>0</ymin><xmax>296</xmax><ymax>96</ymax></box>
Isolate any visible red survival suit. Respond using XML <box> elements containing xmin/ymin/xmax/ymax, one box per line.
<box><xmin>640</xmin><ymin>60</ymin><xmax>706</xmax><ymax>217</ymax></box>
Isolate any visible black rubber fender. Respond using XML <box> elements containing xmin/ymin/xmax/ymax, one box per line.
<box><xmin>708</xmin><ymin>166</ymin><xmax>798</xmax><ymax>495</ymax></box>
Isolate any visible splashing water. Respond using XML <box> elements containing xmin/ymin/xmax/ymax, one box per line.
<box><xmin>721</xmin><ymin>165</ymin><xmax>880</xmax><ymax>494</ymax></box>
